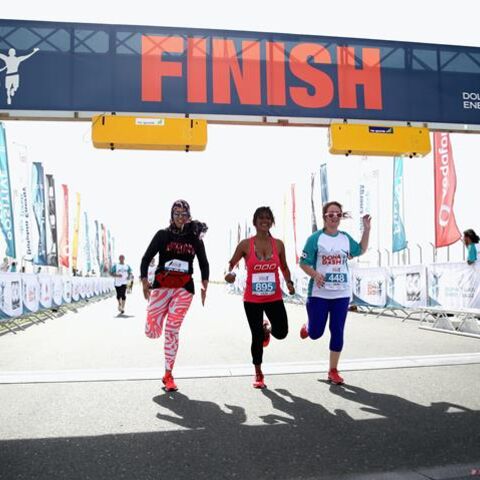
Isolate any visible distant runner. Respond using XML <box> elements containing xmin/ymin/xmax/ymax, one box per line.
<box><xmin>111</xmin><ymin>255</ymin><xmax>132</xmax><ymax>314</ymax></box>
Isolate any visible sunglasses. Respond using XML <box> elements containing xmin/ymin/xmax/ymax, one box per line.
<box><xmin>325</xmin><ymin>212</ymin><xmax>345</xmax><ymax>219</ymax></box>
<box><xmin>173</xmin><ymin>212</ymin><xmax>189</xmax><ymax>218</ymax></box>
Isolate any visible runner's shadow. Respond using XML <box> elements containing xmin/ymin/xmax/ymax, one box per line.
<box><xmin>319</xmin><ymin>380</ymin><xmax>472</xmax><ymax>421</ymax></box>
<box><xmin>153</xmin><ymin>391</ymin><xmax>246</xmax><ymax>430</ymax></box>
<box><xmin>260</xmin><ymin>388</ymin><xmax>352</xmax><ymax>426</ymax></box>
<box><xmin>114</xmin><ymin>314</ymin><xmax>135</xmax><ymax>318</ymax></box>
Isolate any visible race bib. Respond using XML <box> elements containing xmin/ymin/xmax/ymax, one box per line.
<box><xmin>164</xmin><ymin>259</ymin><xmax>189</xmax><ymax>273</ymax></box>
<box><xmin>252</xmin><ymin>272</ymin><xmax>276</xmax><ymax>296</ymax></box>
<box><xmin>324</xmin><ymin>266</ymin><xmax>348</xmax><ymax>290</ymax></box>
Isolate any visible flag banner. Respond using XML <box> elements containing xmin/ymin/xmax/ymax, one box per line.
<box><xmin>310</xmin><ymin>173</ymin><xmax>318</xmax><ymax>233</ymax></box>
<box><xmin>83</xmin><ymin>212</ymin><xmax>92</xmax><ymax>273</ymax></box>
<box><xmin>0</xmin><ymin>273</ymin><xmax>22</xmax><ymax>319</ymax></box>
<box><xmin>0</xmin><ymin>123</ymin><xmax>16</xmax><ymax>258</ymax></box>
<box><xmin>392</xmin><ymin>157</ymin><xmax>407</xmax><ymax>252</ymax></box>
<box><xmin>45</xmin><ymin>174</ymin><xmax>59</xmax><ymax>266</ymax></box>
<box><xmin>31</xmin><ymin>162</ymin><xmax>47</xmax><ymax>265</ymax></box>
<box><xmin>351</xmin><ymin>267</ymin><xmax>388</xmax><ymax>307</ymax></box>
<box><xmin>101</xmin><ymin>223</ymin><xmax>108</xmax><ymax>273</ymax></box>
<box><xmin>107</xmin><ymin>229</ymin><xmax>112</xmax><ymax>272</ymax></box>
<box><xmin>386</xmin><ymin>265</ymin><xmax>427</xmax><ymax>308</ymax></box>
<box><xmin>59</xmin><ymin>185</ymin><xmax>70</xmax><ymax>268</ymax></box>
<box><xmin>17</xmin><ymin>147</ymin><xmax>33</xmax><ymax>262</ymax></box>
<box><xmin>71</xmin><ymin>192</ymin><xmax>81</xmax><ymax>270</ymax></box>
<box><xmin>94</xmin><ymin>220</ymin><xmax>100</xmax><ymax>273</ymax></box>
<box><xmin>291</xmin><ymin>183</ymin><xmax>299</xmax><ymax>264</ymax></box>
<box><xmin>21</xmin><ymin>274</ymin><xmax>39</xmax><ymax>314</ymax></box>
<box><xmin>434</xmin><ymin>133</ymin><xmax>461</xmax><ymax>248</ymax></box>
<box><xmin>358</xmin><ymin>160</ymin><xmax>372</xmax><ymax>237</ymax></box>
<box><xmin>319</xmin><ymin>163</ymin><xmax>329</xmax><ymax>206</ymax></box>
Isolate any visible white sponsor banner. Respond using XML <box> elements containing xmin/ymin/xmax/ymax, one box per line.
<box><xmin>22</xmin><ymin>273</ymin><xmax>39</xmax><ymax>313</ymax></box>
<box><xmin>71</xmin><ymin>277</ymin><xmax>81</xmax><ymax>302</ymax></box>
<box><xmin>52</xmin><ymin>276</ymin><xmax>63</xmax><ymax>307</ymax></box>
<box><xmin>0</xmin><ymin>273</ymin><xmax>23</xmax><ymax>319</ymax></box>
<box><xmin>62</xmin><ymin>277</ymin><xmax>72</xmax><ymax>303</ymax></box>
<box><xmin>39</xmin><ymin>274</ymin><xmax>52</xmax><ymax>309</ymax></box>
<box><xmin>351</xmin><ymin>267</ymin><xmax>388</xmax><ymax>307</ymax></box>
<box><xmin>428</xmin><ymin>262</ymin><xmax>478</xmax><ymax>309</ymax></box>
<box><xmin>387</xmin><ymin>265</ymin><xmax>427</xmax><ymax>308</ymax></box>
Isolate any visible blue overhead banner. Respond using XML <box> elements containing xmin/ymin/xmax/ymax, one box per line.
<box><xmin>0</xmin><ymin>19</ymin><xmax>480</xmax><ymax>125</ymax></box>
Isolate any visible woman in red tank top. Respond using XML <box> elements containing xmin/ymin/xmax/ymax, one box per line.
<box><xmin>225</xmin><ymin>207</ymin><xmax>295</xmax><ymax>389</ymax></box>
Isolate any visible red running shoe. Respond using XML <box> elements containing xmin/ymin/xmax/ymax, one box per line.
<box><xmin>300</xmin><ymin>324</ymin><xmax>309</xmax><ymax>339</ymax></box>
<box><xmin>253</xmin><ymin>373</ymin><xmax>266</xmax><ymax>389</ymax></box>
<box><xmin>162</xmin><ymin>372</ymin><xmax>178</xmax><ymax>392</ymax></box>
<box><xmin>263</xmin><ymin>319</ymin><xmax>271</xmax><ymax>347</ymax></box>
<box><xmin>328</xmin><ymin>368</ymin><xmax>344</xmax><ymax>385</ymax></box>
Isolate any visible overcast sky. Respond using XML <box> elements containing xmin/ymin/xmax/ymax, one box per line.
<box><xmin>1</xmin><ymin>1</ymin><xmax>480</xmax><ymax>278</ymax></box>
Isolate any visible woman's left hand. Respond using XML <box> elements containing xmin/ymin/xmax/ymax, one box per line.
<box><xmin>362</xmin><ymin>214</ymin><xmax>372</xmax><ymax>231</ymax></box>
<box><xmin>286</xmin><ymin>281</ymin><xmax>295</xmax><ymax>295</ymax></box>
<box><xmin>201</xmin><ymin>280</ymin><xmax>208</xmax><ymax>306</ymax></box>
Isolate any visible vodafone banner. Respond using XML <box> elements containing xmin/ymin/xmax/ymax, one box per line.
<box><xmin>434</xmin><ymin>133</ymin><xmax>461</xmax><ymax>248</ymax></box>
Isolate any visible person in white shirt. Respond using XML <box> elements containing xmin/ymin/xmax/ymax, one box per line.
<box><xmin>111</xmin><ymin>254</ymin><xmax>132</xmax><ymax>314</ymax></box>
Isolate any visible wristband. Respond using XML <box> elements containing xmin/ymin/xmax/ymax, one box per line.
<box><xmin>228</xmin><ymin>271</ymin><xmax>237</xmax><ymax>276</ymax></box>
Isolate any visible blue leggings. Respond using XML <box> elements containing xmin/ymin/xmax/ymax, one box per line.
<box><xmin>306</xmin><ymin>296</ymin><xmax>350</xmax><ymax>352</ymax></box>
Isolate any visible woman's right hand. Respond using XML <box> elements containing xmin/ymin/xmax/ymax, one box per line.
<box><xmin>225</xmin><ymin>273</ymin><xmax>236</xmax><ymax>284</ymax></box>
<box><xmin>313</xmin><ymin>272</ymin><xmax>325</xmax><ymax>287</ymax></box>
<box><xmin>141</xmin><ymin>278</ymin><xmax>151</xmax><ymax>300</ymax></box>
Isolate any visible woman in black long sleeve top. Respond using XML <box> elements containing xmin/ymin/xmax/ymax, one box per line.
<box><xmin>140</xmin><ymin>200</ymin><xmax>209</xmax><ymax>392</ymax></box>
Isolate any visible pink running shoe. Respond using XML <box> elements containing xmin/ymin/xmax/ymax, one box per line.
<box><xmin>328</xmin><ymin>368</ymin><xmax>344</xmax><ymax>385</ymax></box>
<box><xmin>253</xmin><ymin>373</ymin><xmax>266</xmax><ymax>389</ymax></box>
<box><xmin>300</xmin><ymin>324</ymin><xmax>309</xmax><ymax>339</ymax></box>
<box><xmin>162</xmin><ymin>372</ymin><xmax>178</xmax><ymax>392</ymax></box>
<box><xmin>263</xmin><ymin>319</ymin><xmax>271</xmax><ymax>347</ymax></box>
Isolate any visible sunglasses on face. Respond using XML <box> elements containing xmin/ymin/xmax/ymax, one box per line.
<box><xmin>325</xmin><ymin>212</ymin><xmax>344</xmax><ymax>219</ymax></box>
<box><xmin>173</xmin><ymin>212</ymin><xmax>189</xmax><ymax>218</ymax></box>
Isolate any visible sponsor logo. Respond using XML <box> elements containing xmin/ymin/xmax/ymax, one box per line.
<box><xmin>253</xmin><ymin>263</ymin><xmax>277</xmax><ymax>271</ymax></box>
<box><xmin>436</xmin><ymin>133</ymin><xmax>452</xmax><ymax>228</ymax></box>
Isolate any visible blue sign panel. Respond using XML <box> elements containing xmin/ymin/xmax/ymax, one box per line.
<box><xmin>0</xmin><ymin>19</ymin><xmax>480</xmax><ymax>125</ymax></box>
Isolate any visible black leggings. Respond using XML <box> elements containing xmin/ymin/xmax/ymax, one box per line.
<box><xmin>115</xmin><ymin>285</ymin><xmax>127</xmax><ymax>300</ymax></box>
<box><xmin>244</xmin><ymin>300</ymin><xmax>288</xmax><ymax>365</ymax></box>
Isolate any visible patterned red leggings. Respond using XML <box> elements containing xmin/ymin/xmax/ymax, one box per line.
<box><xmin>145</xmin><ymin>288</ymin><xmax>194</xmax><ymax>370</ymax></box>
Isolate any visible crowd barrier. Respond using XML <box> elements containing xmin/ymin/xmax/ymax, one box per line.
<box><xmin>227</xmin><ymin>263</ymin><xmax>480</xmax><ymax>337</ymax></box>
<box><xmin>0</xmin><ymin>273</ymin><xmax>115</xmax><ymax>321</ymax></box>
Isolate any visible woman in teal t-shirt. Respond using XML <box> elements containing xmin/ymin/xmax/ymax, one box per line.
<box><xmin>464</xmin><ymin>229</ymin><xmax>480</xmax><ymax>265</ymax></box>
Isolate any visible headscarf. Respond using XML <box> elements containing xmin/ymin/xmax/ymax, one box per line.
<box><xmin>168</xmin><ymin>199</ymin><xmax>208</xmax><ymax>238</ymax></box>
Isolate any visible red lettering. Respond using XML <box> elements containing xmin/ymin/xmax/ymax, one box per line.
<box><xmin>337</xmin><ymin>46</ymin><xmax>383</xmax><ymax>110</ymax></box>
<box><xmin>187</xmin><ymin>37</ymin><xmax>207</xmax><ymax>103</ymax></box>
<box><xmin>212</xmin><ymin>39</ymin><xmax>261</xmax><ymax>105</ymax></box>
<box><xmin>266</xmin><ymin>41</ymin><xmax>286</xmax><ymax>106</ymax></box>
<box><xmin>289</xmin><ymin>43</ymin><xmax>333</xmax><ymax>108</ymax></box>
<box><xmin>142</xmin><ymin>36</ymin><xmax>183</xmax><ymax>102</ymax></box>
